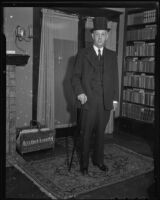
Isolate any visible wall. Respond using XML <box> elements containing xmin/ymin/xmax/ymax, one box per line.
<box><xmin>4</xmin><ymin>7</ymin><xmax>33</xmax><ymax>127</ymax></box>
<box><xmin>116</xmin><ymin>10</ymin><xmax>125</xmax><ymax>117</ymax></box>
<box><xmin>3</xmin><ymin>7</ymin><xmax>125</xmax><ymax>126</ymax></box>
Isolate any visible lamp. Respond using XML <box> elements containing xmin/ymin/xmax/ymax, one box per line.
<box><xmin>15</xmin><ymin>25</ymin><xmax>33</xmax><ymax>53</ymax></box>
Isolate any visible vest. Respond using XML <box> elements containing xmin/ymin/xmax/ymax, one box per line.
<box><xmin>92</xmin><ymin>53</ymin><xmax>104</xmax><ymax>96</ymax></box>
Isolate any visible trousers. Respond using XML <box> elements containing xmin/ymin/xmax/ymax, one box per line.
<box><xmin>80</xmin><ymin>94</ymin><xmax>110</xmax><ymax>169</ymax></box>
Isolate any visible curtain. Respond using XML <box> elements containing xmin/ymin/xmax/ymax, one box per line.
<box><xmin>37</xmin><ymin>8</ymin><xmax>55</xmax><ymax>129</ymax></box>
<box><xmin>37</xmin><ymin>8</ymin><xmax>78</xmax><ymax>129</ymax></box>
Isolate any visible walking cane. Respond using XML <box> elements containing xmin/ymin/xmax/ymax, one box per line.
<box><xmin>68</xmin><ymin>106</ymin><xmax>82</xmax><ymax>171</ymax></box>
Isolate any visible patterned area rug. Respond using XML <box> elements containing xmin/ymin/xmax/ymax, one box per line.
<box><xmin>9</xmin><ymin>140</ymin><xmax>154</xmax><ymax>199</ymax></box>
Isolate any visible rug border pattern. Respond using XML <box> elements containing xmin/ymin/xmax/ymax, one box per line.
<box><xmin>7</xmin><ymin>143</ymin><xmax>154</xmax><ymax>199</ymax></box>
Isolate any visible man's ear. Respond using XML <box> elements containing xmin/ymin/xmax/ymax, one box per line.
<box><xmin>105</xmin><ymin>31</ymin><xmax>109</xmax><ymax>40</ymax></box>
<box><xmin>91</xmin><ymin>33</ymin><xmax>94</xmax><ymax>40</ymax></box>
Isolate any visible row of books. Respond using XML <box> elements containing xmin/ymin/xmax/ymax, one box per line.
<box><xmin>122</xmin><ymin>102</ymin><xmax>154</xmax><ymax>122</ymax></box>
<box><xmin>126</xmin><ymin>42</ymin><xmax>155</xmax><ymax>56</ymax></box>
<box><xmin>123</xmin><ymin>89</ymin><xmax>154</xmax><ymax>106</ymax></box>
<box><xmin>127</xmin><ymin>9</ymin><xmax>156</xmax><ymax>25</ymax></box>
<box><xmin>127</xmin><ymin>25</ymin><xmax>157</xmax><ymax>41</ymax></box>
<box><xmin>123</xmin><ymin>73</ymin><xmax>154</xmax><ymax>89</ymax></box>
<box><xmin>125</xmin><ymin>57</ymin><xmax>155</xmax><ymax>73</ymax></box>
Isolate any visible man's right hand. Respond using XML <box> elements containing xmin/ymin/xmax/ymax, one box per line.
<box><xmin>77</xmin><ymin>93</ymin><xmax>87</xmax><ymax>105</ymax></box>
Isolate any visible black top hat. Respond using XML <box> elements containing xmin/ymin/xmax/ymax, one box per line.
<box><xmin>91</xmin><ymin>17</ymin><xmax>110</xmax><ymax>32</ymax></box>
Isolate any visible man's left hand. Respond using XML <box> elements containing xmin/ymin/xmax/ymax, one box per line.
<box><xmin>113</xmin><ymin>101</ymin><xmax>118</xmax><ymax>111</ymax></box>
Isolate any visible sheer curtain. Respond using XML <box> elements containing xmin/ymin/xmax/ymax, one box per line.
<box><xmin>37</xmin><ymin>9</ymin><xmax>78</xmax><ymax>129</ymax></box>
<box><xmin>37</xmin><ymin>8</ymin><xmax>55</xmax><ymax>129</ymax></box>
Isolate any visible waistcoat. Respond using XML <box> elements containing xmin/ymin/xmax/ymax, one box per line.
<box><xmin>92</xmin><ymin>53</ymin><xmax>104</xmax><ymax>96</ymax></box>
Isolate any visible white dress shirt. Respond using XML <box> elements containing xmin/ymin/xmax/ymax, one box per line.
<box><xmin>93</xmin><ymin>45</ymin><xmax>103</xmax><ymax>56</ymax></box>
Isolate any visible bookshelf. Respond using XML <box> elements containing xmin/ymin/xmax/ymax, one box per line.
<box><xmin>119</xmin><ymin>8</ymin><xmax>157</xmax><ymax>136</ymax></box>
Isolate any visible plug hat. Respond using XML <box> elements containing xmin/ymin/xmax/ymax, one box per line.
<box><xmin>91</xmin><ymin>17</ymin><xmax>110</xmax><ymax>32</ymax></box>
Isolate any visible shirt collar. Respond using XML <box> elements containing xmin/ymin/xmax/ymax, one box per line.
<box><xmin>93</xmin><ymin>45</ymin><xmax>104</xmax><ymax>56</ymax></box>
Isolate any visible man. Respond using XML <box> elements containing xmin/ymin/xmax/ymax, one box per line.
<box><xmin>71</xmin><ymin>17</ymin><xmax>119</xmax><ymax>175</ymax></box>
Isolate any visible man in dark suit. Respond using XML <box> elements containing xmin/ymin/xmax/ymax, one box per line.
<box><xmin>71</xmin><ymin>17</ymin><xmax>119</xmax><ymax>175</ymax></box>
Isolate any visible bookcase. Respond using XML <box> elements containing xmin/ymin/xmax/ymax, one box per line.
<box><xmin>119</xmin><ymin>8</ymin><xmax>157</xmax><ymax>137</ymax></box>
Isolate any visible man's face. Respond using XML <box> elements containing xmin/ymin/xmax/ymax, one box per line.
<box><xmin>92</xmin><ymin>30</ymin><xmax>108</xmax><ymax>48</ymax></box>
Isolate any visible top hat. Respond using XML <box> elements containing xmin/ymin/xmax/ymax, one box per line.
<box><xmin>91</xmin><ymin>17</ymin><xmax>110</xmax><ymax>32</ymax></box>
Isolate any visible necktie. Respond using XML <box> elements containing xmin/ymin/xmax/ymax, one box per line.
<box><xmin>98</xmin><ymin>49</ymin><xmax>101</xmax><ymax>60</ymax></box>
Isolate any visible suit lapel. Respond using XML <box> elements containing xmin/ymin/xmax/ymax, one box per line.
<box><xmin>85</xmin><ymin>46</ymin><xmax>111</xmax><ymax>72</ymax></box>
<box><xmin>103</xmin><ymin>48</ymin><xmax>110</xmax><ymax>73</ymax></box>
<box><xmin>86</xmin><ymin>46</ymin><xmax>99</xmax><ymax>69</ymax></box>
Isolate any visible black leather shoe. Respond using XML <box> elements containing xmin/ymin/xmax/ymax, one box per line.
<box><xmin>93</xmin><ymin>162</ymin><xmax>108</xmax><ymax>172</ymax></box>
<box><xmin>80</xmin><ymin>168</ymin><xmax>88</xmax><ymax>175</ymax></box>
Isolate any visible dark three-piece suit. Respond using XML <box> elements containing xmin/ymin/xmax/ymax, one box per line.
<box><xmin>71</xmin><ymin>46</ymin><xmax>119</xmax><ymax>169</ymax></box>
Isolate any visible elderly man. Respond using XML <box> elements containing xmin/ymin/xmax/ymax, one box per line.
<box><xmin>71</xmin><ymin>17</ymin><xmax>119</xmax><ymax>175</ymax></box>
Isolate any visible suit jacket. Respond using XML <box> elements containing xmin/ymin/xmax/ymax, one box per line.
<box><xmin>71</xmin><ymin>46</ymin><xmax>119</xmax><ymax>110</ymax></box>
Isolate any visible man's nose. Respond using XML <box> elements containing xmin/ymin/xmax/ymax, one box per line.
<box><xmin>98</xmin><ymin>35</ymin><xmax>102</xmax><ymax>39</ymax></box>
